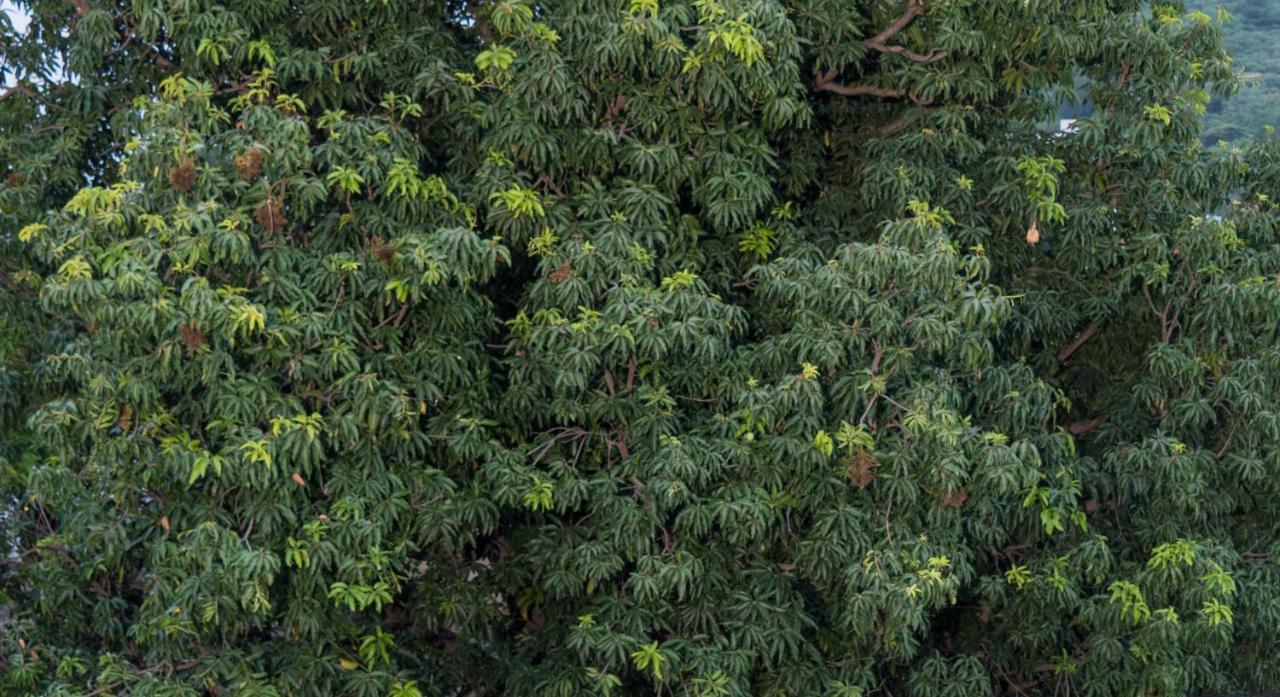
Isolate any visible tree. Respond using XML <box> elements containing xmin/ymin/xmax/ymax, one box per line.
<box><xmin>3</xmin><ymin>0</ymin><xmax>1280</xmax><ymax>695</ymax></box>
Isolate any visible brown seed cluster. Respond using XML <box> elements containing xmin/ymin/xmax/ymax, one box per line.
<box><xmin>845</xmin><ymin>449</ymin><xmax>879</xmax><ymax>489</ymax></box>
<box><xmin>369</xmin><ymin>236</ymin><xmax>394</xmax><ymax>262</ymax></box>
<box><xmin>169</xmin><ymin>157</ymin><xmax>196</xmax><ymax>192</ymax></box>
<box><xmin>234</xmin><ymin>147</ymin><xmax>264</xmax><ymax>180</ymax></box>
<box><xmin>179</xmin><ymin>321</ymin><xmax>206</xmax><ymax>356</ymax></box>
<box><xmin>1025</xmin><ymin>220</ymin><xmax>1040</xmax><ymax>246</ymax></box>
<box><xmin>549</xmin><ymin>259</ymin><xmax>572</xmax><ymax>284</ymax></box>
<box><xmin>940</xmin><ymin>489</ymin><xmax>968</xmax><ymax>507</ymax></box>
<box><xmin>256</xmin><ymin>197</ymin><xmax>286</xmax><ymax>232</ymax></box>
<box><xmin>117</xmin><ymin>404</ymin><xmax>133</xmax><ymax>431</ymax></box>
<box><xmin>5</xmin><ymin>172</ymin><xmax>20</xmax><ymax>188</ymax></box>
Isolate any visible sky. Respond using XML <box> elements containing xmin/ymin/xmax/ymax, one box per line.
<box><xmin>3</xmin><ymin>2</ymin><xmax>69</xmax><ymax>89</ymax></box>
<box><xmin>2</xmin><ymin>1</ymin><xmax>28</xmax><ymax>33</ymax></box>
<box><xmin>2</xmin><ymin>1</ymin><xmax>30</xmax><ymax>89</ymax></box>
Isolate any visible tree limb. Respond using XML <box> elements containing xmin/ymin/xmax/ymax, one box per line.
<box><xmin>814</xmin><ymin>69</ymin><xmax>908</xmax><ymax>98</ymax></box>
<box><xmin>869</xmin><ymin>43</ymin><xmax>949</xmax><ymax>63</ymax></box>
<box><xmin>1057</xmin><ymin>321</ymin><xmax>1100</xmax><ymax>363</ymax></box>
<box><xmin>1066</xmin><ymin>417</ymin><xmax>1101</xmax><ymax>436</ymax></box>
<box><xmin>866</xmin><ymin>0</ymin><xmax>928</xmax><ymax>46</ymax></box>
<box><xmin>814</xmin><ymin>1</ymin><xmax>948</xmax><ymax>97</ymax></box>
<box><xmin>876</xmin><ymin>109</ymin><xmax>925</xmax><ymax>135</ymax></box>
<box><xmin>863</xmin><ymin>0</ymin><xmax>949</xmax><ymax>63</ymax></box>
<box><xmin>0</xmin><ymin>269</ymin><xmax>32</xmax><ymax>299</ymax></box>
<box><xmin>1</xmin><ymin>85</ymin><xmax>36</xmax><ymax>101</ymax></box>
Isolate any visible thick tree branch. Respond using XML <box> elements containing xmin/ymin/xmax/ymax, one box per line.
<box><xmin>870</xmin><ymin>43</ymin><xmax>949</xmax><ymax>63</ymax></box>
<box><xmin>814</xmin><ymin>1</ymin><xmax>948</xmax><ymax>98</ymax></box>
<box><xmin>0</xmin><ymin>269</ymin><xmax>32</xmax><ymax>299</ymax></box>
<box><xmin>1057</xmin><ymin>321</ymin><xmax>1101</xmax><ymax>363</ymax></box>
<box><xmin>1</xmin><ymin>84</ymin><xmax>36</xmax><ymax>101</ymax></box>
<box><xmin>863</xmin><ymin>0</ymin><xmax>949</xmax><ymax>63</ymax></box>
<box><xmin>465</xmin><ymin>0</ymin><xmax>494</xmax><ymax>44</ymax></box>
<box><xmin>866</xmin><ymin>0</ymin><xmax>928</xmax><ymax>46</ymax></box>
<box><xmin>1066</xmin><ymin>417</ymin><xmax>1101</xmax><ymax>436</ymax></box>
<box><xmin>813</xmin><ymin>72</ymin><xmax>934</xmax><ymax>106</ymax></box>
<box><xmin>814</xmin><ymin>79</ymin><xmax>906</xmax><ymax>99</ymax></box>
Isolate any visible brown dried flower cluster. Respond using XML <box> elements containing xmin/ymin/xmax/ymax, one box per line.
<box><xmin>255</xmin><ymin>197</ymin><xmax>286</xmax><ymax>232</ymax></box>
<box><xmin>169</xmin><ymin>158</ymin><xmax>196</xmax><ymax>192</ymax></box>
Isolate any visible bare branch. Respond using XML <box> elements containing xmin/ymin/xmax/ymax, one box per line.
<box><xmin>0</xmin><ymin>269</ymin><xmax>32</xmax><ymax>299</ymax></box>
<box><xmin>813</xmin><ymin>0</ymin><xmax>949</xmax><ymax>99</ymax></box>
<box><xmin>1</xmin><ymin>85</ymin><xmax>36</xmax><ymax>101</ymax></box>
<box><xmin>863</xmin><ymin>0</ymin><xmax>949</xmax><ymax>63</ymax></box>
<box><xmin>1057</xmin><ymin>321</ymin><xmax>1101</xmax><ymax>363</ymax></box>
<box><xmin>866</xmin><ymin>0</ymin><xmax>928</xmax><ymax>47</ymax></box>
<box><xmin>1066</xmin><ymin>417</ymin><xmax>1101</xmax><ymax>436</ymax></box>
<box><xmin>814</xmin><ymin>68</ymin><xmax>908</xmax><ymax>98</ymax></box>
<box><xmin>870</xmin><ymin>44</ymin><xmax>949</xmax><ymax>63</ymax></box>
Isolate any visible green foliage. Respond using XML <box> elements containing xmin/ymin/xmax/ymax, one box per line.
<box><xmin>3</xmin><ymin>0</ymin><xmax>1280</xmax><ymax>696</ymax></box>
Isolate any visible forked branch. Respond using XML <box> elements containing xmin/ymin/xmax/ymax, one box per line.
<box><xmin>814</xmin><ymin>0</ymin><xmax>948</xmax><ymax>97</ymax></box>
<box><xmin>863</xmin><ymin>0</ymin><xmax>949</xmax><ymax>64</ymax></box>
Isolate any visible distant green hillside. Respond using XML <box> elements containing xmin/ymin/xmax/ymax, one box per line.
<box><xmin>1191</xmin><ymin>0</ymin><xmax>1280</xmax><ymax>142</ymax></box>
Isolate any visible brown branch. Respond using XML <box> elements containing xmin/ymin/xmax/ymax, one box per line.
<box><xmin>391</xmin><ymin>302</ymin><xmax>410</xmax><ymax>327</ymax></box>
<box><xmin>1066</xmin><ymin>417</ymin><xmax>1101</xmax><ymax>436</ymax></box>
<box><xmin>534</xmin><ymin>172</ymin><xmax>565</xmax><ymax>197</ymax></box>
<box><xmin>863</xmin><ymin>0</ymin><xmax>949</xmax><ymax>63</ymax></box>
<box><xmin>813</xmin><ymin>68</ymin><xmax>935</xmax><ymax>107</ymax></box>
<box><xmin>1214</xmin><ymin>421</ymin><xmax>1238</xmax><ymax>459</ymax></box>
<box><xmin>465</xmin><ymin>0</ymin><xmax>494</xmax><ymax>44</ymax></box>
<box><xmin>870</xmin><ymin>44</ymin><xmax>949</xmax><ymax>63</ymax></box>
<box><xmin>1057</xmin><ymin>321</ymin><xmax>1101</xmax><ymax>363</ymax></box>
<box><xmin>2</xmin><ymin>83</ymin><xmax>68</xmax><ymax>112</ymax></box>
<box><xmin>1</xmin><ymin>85</ymin><xmax>36</xmax><ymax>101</ymax></box>
<box><xmin>1140</xmin><ymin>283</ymin><xmax>1173</xmax><ymax>342</ymax></box>
<box><xmin>0</xmin><ymin>269</ymin><xmax>32</xmax><ymax>299</ymax></box>
<box><xmin>867</xmin><ymin>0</ymin><xmax>926</xmax><ymax>46</ymax></box>
<box><xmin>814</xmin><ymin>69</ymin><xmax>908</xmax><ymax>98</ymax></box>
<box><xmin>815</xmin><ymin>1</ymin><xmax>948</xmax><ymax>98</ymax></box>
<box><xmin>877</xmin><ymin>109</ymin><xmax>924</xmax><ymax>135</ymax></box>
<box><xmin>371</xmin><ymin>302</ymin><xmax>411</xmax><ymax>330</ymax></box>
<box><xmin>1167</xmin><ymin>275</ymin><xmax>1199</xmax><ymax>343</ymax></box>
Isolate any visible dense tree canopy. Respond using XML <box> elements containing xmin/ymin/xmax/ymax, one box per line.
<box><xmin>4</xmin><ymin>0</ymin><xmax>1280</xmax><ymax>695</ymax></box>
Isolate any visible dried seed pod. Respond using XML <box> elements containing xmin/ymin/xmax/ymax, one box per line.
<box><xmin>5</xmin><ymin>171</ymin><xmax>20</xmax><ymax>188</ymax></box>
<box><xmin>178</xmin><ymin>322</ymin><xmax>206</xmax><ymax>356</ymax></box>
<box><xmin>549</xmin><ymin>259</ymin><xmax>572</xmax><ymax>284</ymax></box>
<box><xmin>1025</xmin><ymin>220</ymin><xmax>1040</xmax><ymax>246</ymax></box>
<box><xmin>255</xmin><ymin>196</ymin><xmax>286</xmax><ymax>232</ymax></box>
<box><xmin>234</xmin><ymin>147</ymin><xmax>264</xmax><ymax>180</ymax></box>
<box><xmin>845</xmin><ymin>449</ymin><xmax>879</xmax><ymax>488</ymax></box>
<box><xmin>169</xmin><ymin>157</ymin><xmax>196</xmax><ymax>192</ymax></box>
<box><xmin>940</xmin><ymin>489</ymin><xmax>968</xmax><ymax>507</ymax></box>
<box><xmin>369</xmin><ymin>236</ymin><xmax>394</xmax><ymax>262</ymax></box>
